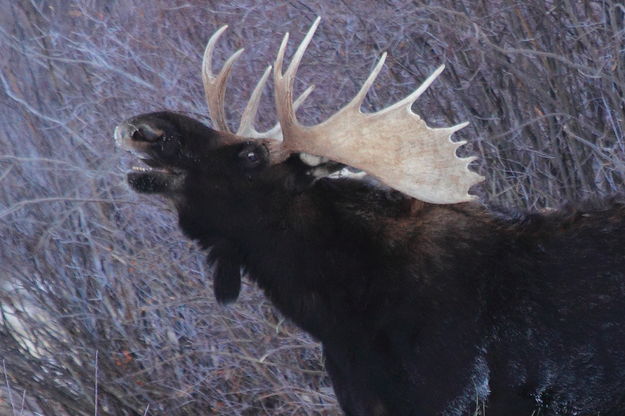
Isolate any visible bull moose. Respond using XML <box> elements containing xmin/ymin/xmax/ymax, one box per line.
<box><xmin>114</xmin><ymin>18</ymin><xmax>625</xmax><ymax>416</ymax></box>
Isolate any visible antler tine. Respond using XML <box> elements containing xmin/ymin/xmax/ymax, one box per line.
<box><xmin>344</xmin><ymin>52</ymin><xmax>387</xmax><ymax>112</ymax></box>
<box><xmin>202</xmin><ymin>25</ymin><xmax>316</xmax><ymax>141</ymax></box>
<box><xmin>380</xmin><ymin>64</ymin><xmax>445</xmax><ymax>115</ymax></box>
<box><xmin>237</xmin><ymin>65</ymin><xmax>272</xmax><ymax>138</ymax></box>
<box><xmin>255</xmin><ymin>85</ymin><xmax>315</xmax><ymax>140</ymax></box>
<box><xmin>272</xmin><ymin>17</ymin><xmax>483</xmax><ymax>203</ymax></box>
<box><xmin>237</xmin><ymin>63</ymin><xmax>315</xmax><ymax>139</ymax></box>
<box><xmin>274</xmin><ymin>17</ymin><xmax>321</xmax><ymax>134</ymax></box>
<box><xmin>202</xmin><ymin>25</ymin><xmax>243</xmax><ymax>133</ymax></box>
<box><xmin>293</xmin><ymin>85</ymin><xmax>315</xmax><ymax>110</ymax></box>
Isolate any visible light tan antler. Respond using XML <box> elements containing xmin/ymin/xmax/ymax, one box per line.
<box><xmin>202</xmin><ymin>25</ymin><xmax>313</xmax><ymax>140</ymax></box>
<box><xmin>273</xmin><ymin>17</ymin><xmax>483</xmax><ymax>203</ymax></box>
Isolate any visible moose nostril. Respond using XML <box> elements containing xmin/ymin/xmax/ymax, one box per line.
<box><xmin>131</xmin><ymin>126</ymin><xmax>163</xmax><ymax>142</ymax></box>
<box><xmin>131</xmin><ymin>129</ymin><xmax>144</xmax><ymax>141</ymax></box>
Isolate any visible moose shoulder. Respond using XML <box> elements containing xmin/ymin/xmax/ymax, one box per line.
<box><xmin>114</xmin><ymin>19</ymin><xmax>625</xmax><ymax>416</ymax></box>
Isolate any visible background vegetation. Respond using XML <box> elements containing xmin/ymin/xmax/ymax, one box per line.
<box><xmin>0</xmin><ymin>0</ymin><xmax>623</xmax><ymax>415</ymax></box>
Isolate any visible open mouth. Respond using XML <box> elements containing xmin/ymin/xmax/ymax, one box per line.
<box><xmin>115</xmin><ymin>121</ymin><xmax>186</xmax><ymax>194</ymax></box>
<box><xmin>125</xmin><ymin>158</ymin><xmax>185</xmax><ymax>194</ymax></box>
<box><xmin>130</xmin><ymin>158</ymin><xmax>179</xmax><ymax>176</ymax></box>
<box><xmin>115</xmin><ymin>123</ymin><xmax>181</xmax><ymax>176</ymax></box>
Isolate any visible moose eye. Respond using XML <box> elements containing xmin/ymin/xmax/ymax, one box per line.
<box><xmin>238</xmin><ymin>144</ymin><xmax>264</xmax><ymax>168</ymax></box>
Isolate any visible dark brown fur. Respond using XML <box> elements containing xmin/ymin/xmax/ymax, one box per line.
<box><xmin>116</xmin><ymin>111</ymin><xmax>625</xmax><ymax>415</ymax></box>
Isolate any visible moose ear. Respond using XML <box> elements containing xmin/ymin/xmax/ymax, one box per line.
<box><xmin>207</xmin><ymin>242</ymin><xmax>242</xmax><ymax>304</ymax></box>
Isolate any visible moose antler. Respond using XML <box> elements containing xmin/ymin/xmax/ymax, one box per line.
<box><xmin>202</xmin><ymin>19</ymin><xmax>482</xmax><ymax>203</ymax></box>
<box><xmin>202</xmin><ymin>25</ymin><xmax>313</xmax><ymax>140</ymax></box>
<box><xmin>273</xmin><ymin>17</ymin><xmax>483</xmax><ymax>203</ymax></box>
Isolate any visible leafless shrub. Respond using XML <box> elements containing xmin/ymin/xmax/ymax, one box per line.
<box><xmin>0</xmin><ymin>0</ymin><xmax>623</xmax><ymax>415</ymax></box>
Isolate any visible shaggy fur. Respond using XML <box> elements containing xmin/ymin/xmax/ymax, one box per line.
<box><xmin>116</xmin><ymin>111</ymin><xmax>625</xmax><ymax>416</ymax></box>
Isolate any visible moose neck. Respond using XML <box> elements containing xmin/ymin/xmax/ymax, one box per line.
<box><xmin>177</xmin><ymin>168</ymin><xmax>496</xmax><ymax>340</ymax></box>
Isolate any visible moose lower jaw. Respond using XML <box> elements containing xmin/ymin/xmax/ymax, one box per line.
<box><xmin>127</xmin><ymin>167</ymin><xmax>185</xmax><ymax>194</ymax></box>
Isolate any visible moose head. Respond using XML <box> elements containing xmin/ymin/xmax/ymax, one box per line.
<box><xmin>115</xmin><ymin>17</ymin><xmax>482</xmax><ymax>205</ymax></box>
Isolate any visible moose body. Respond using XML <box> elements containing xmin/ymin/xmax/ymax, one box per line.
<box><xmin>115</xmin><ymin>111</ymin><xmax>625</xmax><ymax>416</ymax></box>
<box><xmin>114</xmin><ymin>19</ymin><xmax>625</xmax><ymax>416</ymax></box>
